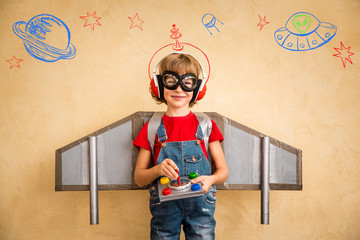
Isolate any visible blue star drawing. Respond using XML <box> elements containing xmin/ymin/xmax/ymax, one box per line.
<box><xmin>13</xmin><ymin>14</ymin><xmax>76</xmax><ymax>62</ymax></box>
<box><xmin>202</xmin><ymin>13</ymin><xmax>224</xmax><ymax>35</ymax></box>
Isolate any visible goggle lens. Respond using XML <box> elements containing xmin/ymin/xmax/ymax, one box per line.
<box><xmin>162</xmin><ymin>72</ymin><xmax>198</xmax><ymax>92</ymax></box>
<box><xmin>163</xmin><ymin>74</ymin><xmax>178</xmax><ymax>87</ymax></box>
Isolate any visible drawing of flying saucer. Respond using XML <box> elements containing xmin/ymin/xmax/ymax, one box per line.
<box><xmin>13</xmin><ymin>14</ymin><xmax>76</xmax><ymax>62</ymax></box>
<box><xmin>274</xmin><ymin>12</ymin><xmax>336</xmax><ymax>51</ymax></box>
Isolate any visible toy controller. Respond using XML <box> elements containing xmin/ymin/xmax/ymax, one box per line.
<box><xmin>158</xmin><ymin>173</ymin><xmax>204</xmax><ymax>202</ymax></box>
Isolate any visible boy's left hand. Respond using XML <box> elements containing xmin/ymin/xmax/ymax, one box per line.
<box><xmin>191</xmin><ymin>175</ymin><xmax>214</xmax><ymax>194</ymax></box>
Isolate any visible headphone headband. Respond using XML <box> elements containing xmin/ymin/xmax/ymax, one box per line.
<box><xmin>152</xmin><ymin>52</ymin><xmax>207</xmax><ymax>100</ymax></box>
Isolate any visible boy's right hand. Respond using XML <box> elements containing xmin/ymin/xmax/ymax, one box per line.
<box><xmin>156</xmin><ymin>158</ymin><xmax>179</xmax><ymax>180</ymax></box>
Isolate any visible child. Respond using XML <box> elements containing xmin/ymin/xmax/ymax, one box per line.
<box><xmin>133</xmin><ymin>53</ymin><xmax>228</xmax><ymax>239</ymax></box>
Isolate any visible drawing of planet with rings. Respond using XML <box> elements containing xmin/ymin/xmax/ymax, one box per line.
<box><xmin>274</xmin><ymin>12</ymin><xmax>336</xmax><ymax>51</ymax></box>
<box><xmin>13</xmin><ymin>14</ymin><xmax>76</xmax><ymax>62</ymax></box>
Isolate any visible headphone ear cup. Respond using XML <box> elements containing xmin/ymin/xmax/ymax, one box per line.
<box><xmin>150</xmin><ymin>78</ymin><xmax>159</xmax><ymax>97</ymax></box>
<box><xmin>196</xmin><ymin>84</ymin><xmax>207</xmax><ymax>101</ymax></box>
<box><xmin>150</xmin><ymin>75</ymin><xmax>164</xmax><ymax>100</ymax></box>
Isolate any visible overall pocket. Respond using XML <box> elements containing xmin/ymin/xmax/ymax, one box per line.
<box><xmin>184</xmin><ymin>155</ymin><xmax>202</xmax><ymax>176</ymax></box>
<box><xmin>149</xmin><ymin>182</ymin><xmax>160</xmax><ymax>206</ymax></box>
<box><xmin>204</xmin><ymin>185</ymin><xmax>217</xmax><ymax>204</ymax></box>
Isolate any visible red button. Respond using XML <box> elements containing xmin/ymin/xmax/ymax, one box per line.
<box><xmin>162</xmin><ymin>188</ymin><xmax>172</xmax><ymax>196</ymax></box>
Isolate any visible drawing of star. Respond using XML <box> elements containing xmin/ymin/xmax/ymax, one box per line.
<box><xmin>128</xmin><ymin>13</ymin><xmax>144</xmax><ymax>31</ymax></box>
<box><xmin>333</xmin><ymin>42</ymin><xmax>355</xmax><ymax>68</ymax></box>
<box><xmin>6</xmin><ymin>56</ymin><xmax>23</xmax><ymax>69</ymax></box>
<box><xmin>257</xmin><ymin>14</ymin><xmax>270</xmax><ymax>31</ymax></box>
<box><xmin>80</xmin><ymin>12</ymin><xmax>102</xmax><ymax>30</ymax></box>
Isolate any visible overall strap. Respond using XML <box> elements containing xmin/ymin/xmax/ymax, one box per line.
<box><xmin>195</xmin><ymin>124</ymin><xmax>204</xmax><ymax>142</ymax></box>
<box><xmin>156</xmin><ymin>120</ymin><xmax>168</xmax><ymax>143</ymax></box>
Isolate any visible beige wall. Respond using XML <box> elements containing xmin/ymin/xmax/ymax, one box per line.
<box><xmin>1</xmin><ymin>0</ymin><xmax>359</xmax><ymax>239</ymax></box>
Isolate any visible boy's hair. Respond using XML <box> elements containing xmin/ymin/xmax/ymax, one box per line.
<box><xmin>150</xmin><ymin>53</ymin><xmax>202</xmax><ymax>107</ymax></box>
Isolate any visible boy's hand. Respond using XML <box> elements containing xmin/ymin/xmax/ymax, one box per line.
<box><xmin>191</xmin><ymin>175</ymin><xmax>214</xmax><ymax>194</ymax></box>
<box><xmin>156</xmin><ymin>158</ymin><xmax>179</xmax><ymax>180</ymax></box>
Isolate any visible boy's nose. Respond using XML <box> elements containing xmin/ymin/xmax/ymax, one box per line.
<box><xmin>174</xmin><ymin>85</ymin><xmax>183</xmax><ymax>92</ymax></box>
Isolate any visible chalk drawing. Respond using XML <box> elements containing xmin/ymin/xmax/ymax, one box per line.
<box><xmin>80</xmin><ymin>12</ymin><xmax>102</xmax><ymax>30</ymax></box>
<box><xmin>13</xmin><ymin>14</ymin><xmax>76</xmax><ymax>62</ymax></box>
<box><xmin>129</xmin><ymin>13</ymin><xmax>144</xmax><ymax>31</ymax></box>
<box><xmin>257</xmin><ymin>14</ymin><xmax>270</xmax><ymax>31</ymax></box>
<box><xmin>274</xmin><ymin>12</ymin><xmax>336</xmax><ymax>51</ymax></box>
<box><xmin>148</xmin><ymin>24</ymin><xmax>211</xmax><ymax>84</ymax></box>
<box><xmin>6</xmin><ymin>56</ymin><xmax>23</xmax><ymax>69</ymax></box>
<box><xmin>333</xmin><ymin>42</ymin><xmax>355</xmax><ymax>68</ymax></box>
<box><xmin>170</xmin><ymin>24</ymin><xmax>183</xmax><ymax>51</ymax></box>
<box><xmin>202</xmin><ymin>13</ymin><xmax>224</xmax><ymax>35</ymax></box>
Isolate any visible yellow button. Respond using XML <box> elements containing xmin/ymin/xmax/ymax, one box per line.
<box><xmin>160</xmin><ymin>177</ymin><xmax>169</xmax><ymax>185</ymax></box>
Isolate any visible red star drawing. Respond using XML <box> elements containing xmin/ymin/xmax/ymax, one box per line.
<box><xmin>6</xmin><ymin>56</ymin><xmax>23</xmax><ymax>69</ymax></box>
<box><xmin>333</xmin><ymin>42</ymin><xmax>355</xmax><ymax>68</ymax></box>
<box><xmin>128</xmin><ymin>13</ymin><xmax>144</xmax><ymax>31</ymax></box>
<box><xmin>80</xmin><ymin>12</ymin><xmax>102</xmax><ymax>30</ymax></box>
<box><xmin>257</xmin><ymin>14</ymin><xmax>270</xmax><ymax>31</ymax></box>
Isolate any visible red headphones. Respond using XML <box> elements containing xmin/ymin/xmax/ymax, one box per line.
<box><xmin>150</xmin><ymin>52</ymin><xmax>208</xmax><ymax>102</ymax></box>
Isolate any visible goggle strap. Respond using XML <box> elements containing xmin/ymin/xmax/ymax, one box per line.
<box><xmin>191</xmin><ymin>79</ymin><xmax>202</xmax><ymax>103</ymax></box>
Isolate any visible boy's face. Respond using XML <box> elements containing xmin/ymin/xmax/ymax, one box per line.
<box><xmin>163</xmin><ymin>70</ymin><xmax>194</xmax><ymax>110</ymax></box>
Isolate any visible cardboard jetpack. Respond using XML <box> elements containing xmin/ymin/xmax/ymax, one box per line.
<box><xmin>55</xmin><ymin>112</ymin><xmax>302</xmax><ymax>225</ymax></box>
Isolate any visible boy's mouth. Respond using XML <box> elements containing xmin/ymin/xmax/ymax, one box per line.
<box><xmin>171</xmin><ymin>95</ymin><xmax>186</xmax><ymax>99</ymax></box>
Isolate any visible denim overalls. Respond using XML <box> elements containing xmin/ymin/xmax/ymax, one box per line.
<box><xmin>149</xmin><ymin>118</ymin><xmax>217</xmax><ymax>240</ymax></box>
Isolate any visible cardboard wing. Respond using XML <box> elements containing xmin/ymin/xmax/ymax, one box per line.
<box><xmin>55</xmin><ymin>111</ymin><xmax>302</xmax><ymax>191</ymax></box>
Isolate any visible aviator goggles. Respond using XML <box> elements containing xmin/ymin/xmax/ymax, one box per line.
<box><xmin>161</xmin><ymin>71</ymin><xmax>199</xmax><ymax>92</ymax></box>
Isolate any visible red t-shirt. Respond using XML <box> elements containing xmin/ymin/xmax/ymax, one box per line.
<box><xmin>133</xmin><ymin>112</ymin><xmax>223</xmax><ymax>165</ymax></box>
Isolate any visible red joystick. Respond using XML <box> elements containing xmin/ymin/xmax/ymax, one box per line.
<box><xmin>175</xmin><ymin>169</ymin><xmax>181</xmax><ymax>186</ymax></box>
<box><xmin>162</xmin><ymin>188</ymin><xmax>172</xmax><ymax>196</ymax></box>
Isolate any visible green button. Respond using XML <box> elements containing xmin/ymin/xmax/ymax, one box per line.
<box><xmin>189</xmin><ymin>172</ymin><xmax>197</xmax><ymax>179</ymax></box>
